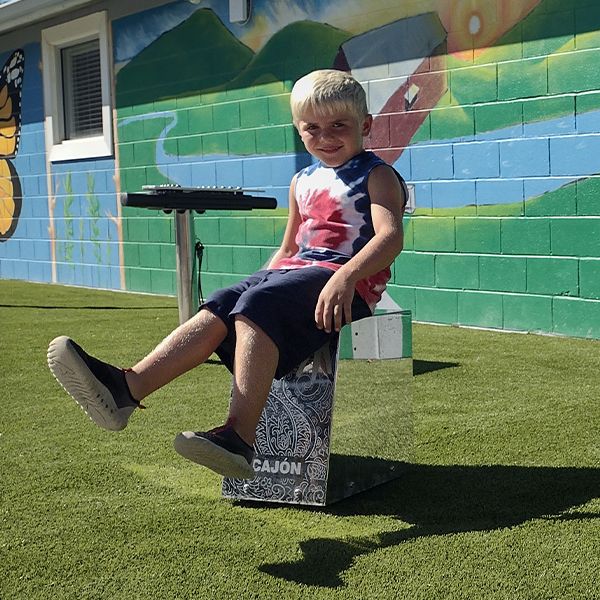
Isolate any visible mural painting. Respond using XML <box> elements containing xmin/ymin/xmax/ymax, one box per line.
<box><xmin>106</xmin><ymin>0</ymin><xmax>600</xmax><ymax>339</ymax></box>
<box><xmin>0</xmin><ymin>0</ymin><xmax>598</xmax><ymax>338</ymax></box>
<box><xmin>49</xmin><ymin>165</ymin><xmax>121</xmax><ymax>289</ymax></box>
<box><xmin>114</xmin><ymin>0</ymin><xmax>600</xmax><ymax>216</ymax></box>
<box><xmin>0</xmin><ymin>50</ymin><xmax>23</xmax><ymax>242</ymax></box>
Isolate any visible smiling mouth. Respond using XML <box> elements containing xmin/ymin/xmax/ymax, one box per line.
<box><xmin>319</xmin><ymin>146</ymin><xmax>342</xmax><ymax>153</ymax></box>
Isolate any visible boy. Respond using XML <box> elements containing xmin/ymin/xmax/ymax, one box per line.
<box><xmin>47</xmin><ymin>69</ymin><xmax>407</xmax><ymax>480</ymax></box>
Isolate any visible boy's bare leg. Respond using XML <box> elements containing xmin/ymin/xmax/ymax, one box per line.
<box><xmin>227</xmin><ymin>315</ymin><xmax>279</xmax><ymax>445</ymax></box>
<box><xmin>48</xmin><ymin>311</ymin><xmax>225</xmax><ymax>433</ymax></box>
<box><xmin>172</xmin><ymin>314</ymin><xmax>277</xmax><ymax>478</ymax></box>
<box><xmin>125</xmin><ymin>308</ymin><xmax>228</xmax><ymax>401</ymax></box>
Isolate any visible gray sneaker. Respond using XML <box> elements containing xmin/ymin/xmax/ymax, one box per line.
<box><xmin>174</xmin><ymin>425</ymin><xmax>255</xmax><ymax>479</ymax></box>
<box><xmin>47</xmin><ymin>336</ymin><xmax>143</xmax><ymax>431</ymax></box>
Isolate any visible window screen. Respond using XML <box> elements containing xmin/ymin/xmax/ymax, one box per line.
<box><xmin>61</xmin><ymin>39</ymin><xmax>102</xmax><ymax>140</ymax></box>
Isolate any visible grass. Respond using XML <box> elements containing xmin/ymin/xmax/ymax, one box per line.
<box><xmin>1</xmin><ymin>280</ymin><xmax>598</xmax><ymax>599</ymax></box>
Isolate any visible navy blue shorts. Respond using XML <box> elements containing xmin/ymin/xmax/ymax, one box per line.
<box><xmin>201</xmin><ymin>267</ymin><xmax>371</xmax><ymax>379</ymax></box>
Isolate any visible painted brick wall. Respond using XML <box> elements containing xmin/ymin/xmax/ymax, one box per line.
<box><xmin>355</xmin><ymin>0</ymin><xmax>600</xmax><ymax>340</ymax></box>
<box><xmin>114</xmin><ymin>5</ymin><xmax>323</xmax><ymax>297</ymax></box>
<box><xmin>1</xmin><ymin>0</ymin><xmax>599</xmax><ymax>341</ymax></box>
<box><xmin>0</xmin><ymin>43</ymin><xmax>51</xmax><ymax>283</ymax></box>
<box><xmin>0</xmin><ymin>41</ymin><xmax>123</xmax><ymax>290</ymax></box>
<box><xmin>151</xmin><ymin>0</ymin><xmax>598</xmax><ymax>340</ymax></box>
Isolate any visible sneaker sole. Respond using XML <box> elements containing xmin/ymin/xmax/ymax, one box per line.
<box><xmin>174</xmin><ymin>432</ymin><xmax>255</xmax><ymax>479</ymax></box>
<box><xmin>47</xmin><ymin>336</ymin><xmax>132</xmax><ymax>431</ymax></box>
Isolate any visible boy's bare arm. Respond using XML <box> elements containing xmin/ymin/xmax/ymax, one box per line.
<box><xmin>267</xmin><ymin>175</ymin><xmax>300</xmax><ymax>268</ymax></box>
<box><xmin>315</xmin><ymin>164</ymin><xmax>405</xmax><ymax>333</ymax></box>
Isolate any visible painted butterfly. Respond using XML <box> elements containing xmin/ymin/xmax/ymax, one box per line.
<box><xmin>0</xmin><ymin>49</ymin><xmax>24</xmax><ymax>242</ymax></box>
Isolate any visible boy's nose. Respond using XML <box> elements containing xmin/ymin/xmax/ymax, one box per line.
<box><xmin>319</xmin><ymin>128</ymin><xmax>335</xmax><ymax>140</ymax></box>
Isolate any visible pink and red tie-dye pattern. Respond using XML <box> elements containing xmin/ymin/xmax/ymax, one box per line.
<box><xmin>272</xmin><ymin>150</ymin><xmax>402</xmax><ymax>311</ymax></box>
<box><xmin>298</xmin><ymin>188</ymin><xmax>348</xmax><ymax>250</ymax></box>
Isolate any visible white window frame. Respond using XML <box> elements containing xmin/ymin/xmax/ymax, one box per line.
<box><xmin>42</xmin><ymin>11</ymin><xmax>113</xmax><ymax>162</ymax></box>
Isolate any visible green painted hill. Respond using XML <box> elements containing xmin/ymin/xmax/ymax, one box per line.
<box><xmin>222</xmin><ymin>20</ymin><xmax>351</xmax><ymax>90</ymax></box>
<box><xmin>116</xmin><ymin>8</ymin><xmax>254</xmax><ymax>107</ymax></box>
<box><xmin>161</xmin><ymin>19</ymin><xmax>351</xmax><ymax>156</ymax></box>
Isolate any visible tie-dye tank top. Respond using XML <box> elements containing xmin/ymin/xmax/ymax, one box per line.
<box><xmin>272</xmin><ymin>150</ymin><xmax>405</xmax><ymax>311</ymax></box>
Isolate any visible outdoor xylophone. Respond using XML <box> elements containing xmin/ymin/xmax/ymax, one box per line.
<box><xmin>122</xmin><ymin>184</ymin><xmax>277</xmax><ymax>213</ymax></box>
<box><xmin>121</xmin><ymin>185</ymin><xmax>277</xmax><ymax>323</ymax></box>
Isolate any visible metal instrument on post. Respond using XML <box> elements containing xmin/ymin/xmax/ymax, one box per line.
<box><xmin>121</xmin><ymin>185</ymin><xmax>277</xmax><ymax>323</ymax></box>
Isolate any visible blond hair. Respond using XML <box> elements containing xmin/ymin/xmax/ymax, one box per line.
<box><xmin>290</xmin><ymin>69</ymin><xmax>368</xmax><ymax>124</ymax></box>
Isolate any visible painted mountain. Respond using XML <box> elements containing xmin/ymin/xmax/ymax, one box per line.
<box><xmin>116</xmin><ymin>9</ymin><xmax>254</xmax><ymax>107</ymax></box>
<box><xmin>116</xmin><ymin>8</ymin><xmax>350</xmax><ymax>108</ymax></box>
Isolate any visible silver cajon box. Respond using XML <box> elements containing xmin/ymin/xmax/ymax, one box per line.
<box><xmin>222</xmin><ymin>310</ymin><xmax>413</xmax><ymax>506</ymax></box>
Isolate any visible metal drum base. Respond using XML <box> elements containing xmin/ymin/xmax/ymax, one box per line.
<box><xmin>222</xmin><ymin>325</ymin><xmax>413</xmax><ymax>506</ymax></box>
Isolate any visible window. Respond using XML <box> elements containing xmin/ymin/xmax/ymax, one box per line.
<box><xmin>62</xmin><ymin>39</ymin><xmax>103</xmax><ymax>139</ymax></box>
<box><xmin>42</xmin><ymin>11</ymin><xmax>112</xmax><ymax>161</ymax></box>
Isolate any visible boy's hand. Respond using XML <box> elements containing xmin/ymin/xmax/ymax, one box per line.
<box><xmin>315</xmin><ymin>271</ymin><xmax>355</xmax><ymax>333</ymax></box>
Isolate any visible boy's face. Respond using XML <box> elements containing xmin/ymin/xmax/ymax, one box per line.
<box><xmin>295</xmin><ymin>108</ymin><xmax>372</xmax><ymax>168</ymax></box>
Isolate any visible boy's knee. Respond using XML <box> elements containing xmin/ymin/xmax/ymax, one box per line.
<box><xmin>234</xmin><ymin>313</ymin><xmax>263</xmax><ymax>334</ymax></box>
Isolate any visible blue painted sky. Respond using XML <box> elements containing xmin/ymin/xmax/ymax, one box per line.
<box><xmin>113</xmin><ymin>1</ymin><xmax>199</xmax><ymax>64</ymax></box>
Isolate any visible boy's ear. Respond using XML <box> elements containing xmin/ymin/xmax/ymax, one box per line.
<box><xmin>362</xmin><ymin>114</ymin><xmax>373</xmax><ymax>136</ymax></box>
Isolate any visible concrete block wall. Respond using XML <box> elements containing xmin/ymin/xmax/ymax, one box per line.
<box><xmin>114</xmin><ymin>6</ymin><xmax>326</xmax><ymax>296</ymax></box>
<box><xmin>366</xmin><ymin>0</ymin><xmax>600</xmax><ymax>339</ymax></box>
<box><xmin>0</xmin><ymin>43</ymin><xmax>50</xmax><ymax>282</ymax></box>
<box><xmin>0</xmin><ymin>41</ymin><xmax>123</xmax><ymax>290</ymax></box>
<box><xmin>1</xmin><ymin>0</ymin><xmax>599</xmax><ymax>340</ymax></box>
<box><xmin>102</xmin><ymin>0</ymin><xmax>600</xmax><ymax>340</ymax></box>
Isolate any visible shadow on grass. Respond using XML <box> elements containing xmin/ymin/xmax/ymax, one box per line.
<box><xmin>259</xmin><ymin>461</ymin><xmax>600</xmax><ymax>588</ymax></box>
<box><xmin>413</xmin><ymin>359</ymin><xmax>459</xmax><ymax>376</ymax></box>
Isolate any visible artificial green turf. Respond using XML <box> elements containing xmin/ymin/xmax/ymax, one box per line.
<box><xmin>1</xmin><ymin>280</ymin><xmax>598</xmax><ymax>599</ymax></box>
